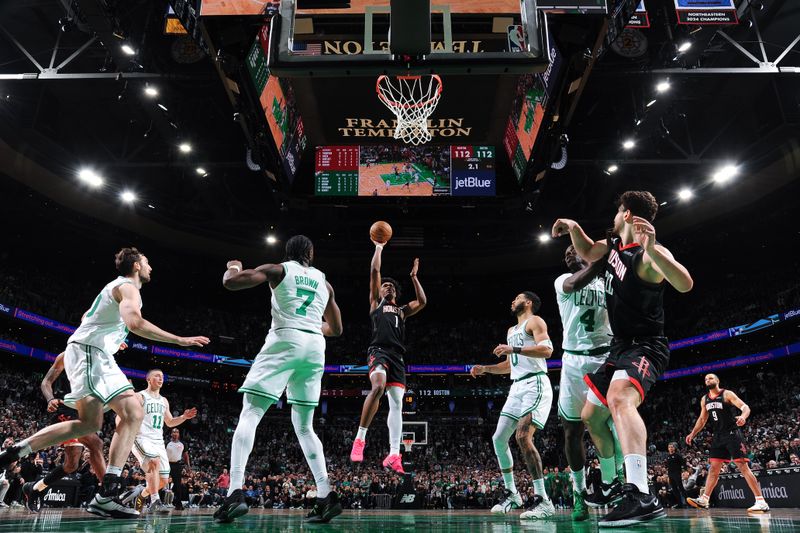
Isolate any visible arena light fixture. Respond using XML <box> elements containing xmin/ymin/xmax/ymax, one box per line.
<box><xmin>656</xmin><ymin>81</ymin><xmax>671</xmax><ymax>93</ymax></box>
<box><xmin>195</xmin><ymin>167</ymin><xmax>207</xmax><ymax>176</ymax></box>
<box><xmin>78</xmin><ymin>168</ymin><xmax>103</xmax><ymax>188</ymax></box>
<box><xmin>678</xmin><ymin>41</ymin><xmax>692</xmax><ymax>53</ymax></box>
<box><xmin>678</xmin><ymin>188</ymin><xmax>693</xmax><ymax>201</ymax></box>
<box><xmin>713</xmin><ymin>164</ymin><xmax>738</xmax><ymax>184</ymax></box>
<box><xmin>179</xmin><ymin>143</ymin><xmax>192</xmax><ymax>153</ymax></box>
<box><xmin>265</xmin><ymin>235</ymin><xmax>278</xmax><ymax>245</ymax></box>
<box><xmin>622</xmin><ymin>139</ymin><xmax>635</xmax><ymax>150</ymax></box>
<box><xmin>120</xmin><ymin>190</ymin><xmax>136</xmax><ymax>203</ymax></box>
<box><xmin>538</xmin><ymin>232</ymin><xmax>550</xmax><ymax>243</ymax></box>
<box><xmin>646</xmin><ymin>99</ymin><xmax>657</xmax><ymax>108</ymax></box>
<box><xmin>607</xmin><ymin>164</ymin><xmax>619</xmax><ymax>173</ymax></box>
<box><xmin>121</xmin><ymin>44</ymin><xmax>136</xmax><ymax>56</ymax></box>
<box><xmin>158</xmin><ymin>103</ymin><xmax>168</xmax><ymax>111</ymax></box>
<box><xmin>144</xmin><ymin>86</ymin><xmax>158</xmax><ymax>97</ymax></box>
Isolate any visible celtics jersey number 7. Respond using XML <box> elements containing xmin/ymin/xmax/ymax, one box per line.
<box><xmin>269</xmin><ymin>261</ymin><xmax>330</xmax><ymax>334</ymax></box>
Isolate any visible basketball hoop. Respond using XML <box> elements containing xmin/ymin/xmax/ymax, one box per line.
<box><xmin>402</xmin><ymin>438</ymin><xmax>415</xmax><ymax>453</ymax></box>
<box><xmin>376</xmin><ymin>74</ymin><xmax>443</xmax><ymax>146</ymax></box>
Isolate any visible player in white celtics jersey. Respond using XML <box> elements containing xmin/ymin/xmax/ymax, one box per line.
<box><xmin>0</xmin><ymin>248</ymin><xmax>210</xmax><ymax>519</ymax></box>
<box><xmin>555</xmin><ymin>245</ymin><xmax>623</xmax><ymax>520</ymax></box>
<box><xmin>470</xmin><ymin>291</ymin><xmax>555</xmax><ymax>521</ymax></box>
<box><xmin>129</xmin><ymin>369</ymin><xmax>197</xmax><ymax>514</ymax></box>
<box><xmin>215</xmin><ymin>236</ymin><xmax>343</xmax><ymax>525</ymax></box>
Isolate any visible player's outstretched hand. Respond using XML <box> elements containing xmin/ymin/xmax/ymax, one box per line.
<box><xmin>632</xmin><ymin>216</ymin><xmax>656</xmax><ymax>252</ymax></box>
<box><xmin>493</xmin><ymin>344</ymin><xmax>512</xmax><ymax>357</ymax></box>
<box><xmin>684</xmin><ymin>434</ymin><xmax>694</xmax><ymax>446</ymax></box>
<box><xmin>735</xmin><ymin>416</ymin><xmax>746</xmax><ymax>427</ymax></box>
<box><xmin>551</xmin><ymin>218</ymin><xmax>577</xmax><ymax>238</ymax></box>
<box><xmin>183</xmin><ymin>407</ymin><xmax>198</xmax><ymax>420</ymax></box>
<box><xmin>470</xmin><ymin>365</ymin><xmax>485</xmax><ymax>378</ymax></box>
<box><xmin>178</xmin><ymin>336</ymin><xmax>211</xmax><ymax>347</ymax></box>
<box><xmin>410</xmin><ymin>258</ymin><xmax>419</xmax><ymax>277</ymax></box>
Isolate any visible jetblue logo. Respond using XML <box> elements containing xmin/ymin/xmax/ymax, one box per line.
<box><xmin>0</xmin><ymin>304</ymin><xmax>10</xmax><ymax>314</ymax></box>
<box><xmin>451</xmin><ymin>175</ymin><xmax>495</xmax><ymax>196</ymax></box>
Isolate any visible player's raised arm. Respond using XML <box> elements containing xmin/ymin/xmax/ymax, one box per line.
<box><xmin>724</xmin><ymin>390</ymin><xmax>751</xmax><ymax>427</ymax></box>
<box><xmin>369</xmin><ymin>242</ymin><xmax>384</xmax><ymax>310</ymax></box>
<box><xmin>551</xmin><ymin>218</ymin><xmax>608</xmax><ymax>263</ymax></box>
<box><xmin>164</xmin><ymin>398</ymin><xmax>197</xmax><ymax>428</ymax></box>
<box><xmin>41</xmin><ymin>353</ymin><xmax>65</xmax><ymax>411</ymax></box>
<box><xmin>404</xmin><ymin>258</ymin><xmax>426</xmax><ymax>318</ymax></box>
<box><xmin>322</xmin><ymin>281</ymin><xmax>343</xmax><ymax>337</ymax></box>
<box><xmin>561</xmin><ymin>256</ymin><xmax>608</xmax><ymax>294</ymax></box>
<box><xmin>685</xmin><ymin>396</ymin><xmax>709</xmax><ymax>445</ymax></box>
<box><xmin>222</xmin><ymin>260</ymin><xmax>285</xmax><ymax>291</ymax></box>
<box><xmin>116</xmin><ymin>283</ymin><xmax>210</xmax><ymax>348</ymax></box>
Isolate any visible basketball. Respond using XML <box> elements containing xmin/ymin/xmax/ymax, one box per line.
<box><xmin>370</xmin><ymin>221</ymin><xmax>393</xmax><ymax>244</ymax></box>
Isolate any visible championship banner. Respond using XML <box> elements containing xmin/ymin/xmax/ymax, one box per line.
<box><xmin>712</xmin><ymin>468</ymin><xmax>800</xmax><ymax>508</ymax></box>
<box><xmin>627</xmin><ymin>1</ymin><xmax>650</xmax><ymax>28</ymax></box>
<box><xmin>674</xmin><ymin>0</ymin><xmax>738</xmax><ymax>25</ymax></box>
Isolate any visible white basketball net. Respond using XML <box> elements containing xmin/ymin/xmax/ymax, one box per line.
<box><xmin>376</xmin><ymin>74</ymin><xmax>443</xmax><ymax>146</ymax></box>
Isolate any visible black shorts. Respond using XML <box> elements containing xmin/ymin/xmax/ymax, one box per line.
<box><xmin>367</xmin><ymin>347</ymin><xmax>406</xmax><ymax>389</ymax></box>
<box><xmin>584</xmin><ymin>336</ymin><xmax>669</xmax><ymax>406</ymax></box>
<box><xmin>710</xmin><ymin>431</ymin><xmax>749</xmax><ymax>463</ymax></box>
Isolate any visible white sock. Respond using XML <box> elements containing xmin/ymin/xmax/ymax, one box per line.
<box><xmin>386</xmin><ymin>387</ymin><xmax>404</xmax><ymax>455</ymax></box>
<box><xmin>624</xmin><ymin>454</ymin><xmax>649</xmax><ymax>494</ymax></box>
<box><xmin>151</xmin><ymin>492</ymin><xmax>160</xmax><ymax>503</ymax></box>
<box><xmin>292</xmin><ymin>405</ymin><xmax>331</xmax><ymax>499</ymax></box>
<box><xmin>356</xmin><ymin>426</ymin><xmax>368</xmax><ymax>441</ymax></box>
<box><xmin>107</xmin><ymin>465</ymin><xmax>122</xmax><ymax>477</ymax></box>
<box><xmin>16</xmin><ymin>440</ymin><xmax>32</xmax><ymax>458</ymax></box>
<box><xmin>571</xmin><ymin>469</ymin><xmax>586</xmax><ymax>492</ymax></box>
<box><xmin>534</xmin><ymin>478</ymin><xmax>549</xmax><ymax>501</ymax></box>
<box><xmin>228</xmin><ymin>394</ymin><xmax>272</xmax><ymax>497</ymax></box>
<box><xmin>492</xmin><ymin>416</ymin><xmax>518</xmax><ymax>494</ymax></box>
<box><xmin>599</xmin><ymin>456</ymin><xmax>616</xmax><ymax>484</ymax></box>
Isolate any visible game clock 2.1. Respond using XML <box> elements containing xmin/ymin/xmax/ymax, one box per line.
<box><xmin>450</xmin><ymin>145</ymin><xmax>495</xmax><ymax>196</ymax></box>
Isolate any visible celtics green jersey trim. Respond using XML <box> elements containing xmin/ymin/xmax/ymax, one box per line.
<box><xmin>554</xmin><ymin>273</ymin><xmax>611</xmax><ymax>352</ymax></box>
<box><xmin>138</xmin><ymin>390</ymin><xmax>168</xmax><ymax>442</ymax></box>
<box><xmin>507</xmin><ymin>319</ymin><xmax>548</xmax><ymax>379</ymax></box>
<box><xmin>269</xmin><ymin>261</ymin><xmax>329</xmax><ymax>333</ymax></box>
<box><xmin>68</xmin><ymin>276</ymin><xmax>139</xmax><ymax>355</ymax></box>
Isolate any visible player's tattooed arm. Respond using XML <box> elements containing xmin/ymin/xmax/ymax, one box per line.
<box><xmin>493</xmin><ymin>318</ymin><xmax>554</xmax><ymax>358</ymax></box>
<box><xmin>724</xmin><ymin>390</ymin><xmax>751</xmax><ymax>426</ymax></box>
<box><xmin>369</xmin><ymin>242</ymin><xmax>384</xmax><ymax>310</ymax></box>
<box><xmin>551</xmin><ymin>218</ymin><xmax>609</xmax><ymax>263</ymax></box>
<box><xmin>322</xmin><ymin>281</ymin><xmax>343</xmax><ymax>337</ymax></box>
<box><xmin>562</xmin><ymin>255</ymin><xmax>608</xmax><ymax>294</ymax></box>
<box><xmin>404</xmin><ymin>258</ymin><xmax>426</xmax><ymax>318</ymax></box>
<box><xmin>41</xmin><ymin>353</ymin><xmax>65</xmax><ymax>408</ymax></box>
<box><xmin>223</xmin><ymin>261</ymin><xmax>285</xmax><ymax>290</ymax></box>
<box><xmin>685</xmin><ymin>396</ymin><xmax>709</xmax><ymax>445</ymax></box>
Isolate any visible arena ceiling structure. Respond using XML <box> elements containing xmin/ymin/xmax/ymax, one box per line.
<box><xmin>0</xmin><ymin>0</ymin><xmax>798</xmax><ymax>268</ymax></box>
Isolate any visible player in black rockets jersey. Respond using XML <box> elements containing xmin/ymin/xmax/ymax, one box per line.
<box><xmin>552</xmin><ymin>191</ymin><xmax>693</xmax><ymax>527</ymax></box>
<box><xmin>350</xmin><ymin>239</ymin><xmax>426</xmax><ymax>474</ymax></box>
<box><xmin>685</xmin><ymin>374</ymin><xmax>769</xmax><ymax>513</ymax></box>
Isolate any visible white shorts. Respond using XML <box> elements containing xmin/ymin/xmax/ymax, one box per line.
<box><xmin>63</xmin><ymin>343</ymin><xmax>133</xmax><ymax>407</ymax></box>
<box><xmin>558</xmin><ymin>353</ymin><xmax>609</xmax><ymax>421</ymax></box>
<box><xmin>500</xmin><ymin>373</ymin><xmax>553</xmax><ymax>429</ymax></box>
<box><xmin>132</xmin><ymin>436</ymin><xmax>170</xmax><ymax>478</ymax></box>
<box><xmin>239</xmin><ymin>329</ymin><xmax>325</xmax><ymax>407</ymax></box>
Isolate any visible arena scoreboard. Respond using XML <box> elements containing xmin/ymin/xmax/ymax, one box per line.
<box><xmin>450</xmin><ymin>145</ymin><xmax>496</xmax><ymax>196</ymax></box>
<box><xmin>314</xmin><ymin>146</ymin><xmax>359</xmax><ymax>195</ymax></box>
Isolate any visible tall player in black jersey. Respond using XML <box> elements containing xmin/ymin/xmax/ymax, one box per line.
<box><xmin>21</xmin><ymin>351</ymin><xmax>108</xmax><ymax>512</ymax></box>
<box><xmin>552</xmin><ymin>190</ymin><xmax>693</xmax><ymax>527</ymax></box>
<box><xmin>350</xmin><ymin>240</ymin><xmax>426</xmax><ymax>474</ymax></box>
<box><xmin>685</xmin><ymin>374</ymin><xmax>769</xmax><ymax>513</ymax></box>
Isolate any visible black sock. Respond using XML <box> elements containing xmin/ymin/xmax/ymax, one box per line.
<box><xmin>101</xmin><ymin>474</ymin><xmax>121</xmax><ymax>498</ymax></box>
<box><xmin>42</xmin><ymin>465</ymin><xmax>66</xmax><ymax>488</ymax></box>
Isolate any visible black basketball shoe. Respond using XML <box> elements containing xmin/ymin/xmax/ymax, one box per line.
<box><xmin>306</xmin><ymin>492</ymin><xmax>342</xmax><ymax>523</ymax></box>
<box><xmin>23</xmin><ymin>482</ymin><xmax>42</xmax><ymax>513</ymax></box>
<box><xmin>213</xmin><ymin>489</ymin><xmax>249</xmax><ymax>524</ymax></box>
<box><xmin>586</xmin><ymin>479</ymin><xmax>624</xmax><ymax>508</ymax></box>
<box><xmin>0</xmin><ymin>445</ymin><xmax>23</xmax><ymax>470</ymax></box>
<box><xmin>598</xmin><ymin>483</ymin><xmax>666</xmax><ymax>528</ymax></box>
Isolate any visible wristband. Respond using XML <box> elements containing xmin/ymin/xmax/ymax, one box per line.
<box><xmin>512</xmin><ymin>346</ymin><xmax>521</xmax><ymax>354</ymax></box>
<box><xmin>228</xmin><ymin>265</ymin><xmax>241</xmax><ymax>272</ymax></box>
<box><xmin>537</xmin><ymin>339</ymin><xmax>554</xmax><ymax>350</ymax></box>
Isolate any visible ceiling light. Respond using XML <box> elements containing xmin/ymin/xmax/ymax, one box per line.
<box><xmin>78</xmin><ymin>169</ymin><xmax>103</xmax><ymax>188</ymax></box>
<box><xmin>622</xmin><ymin>139</ymin><xmax>635</xmax><ymax>150</ymax></box>
<box><xmin>195</xmin><ymin>167</ymin><xmax>207</xmax><ymax>176</ymax></box>
<box><xmin>144</xmin><ymin>86</ymin><xmax>158</xmax><ymax>97</ymax></box>
<box><xmin>635</xmin><ymin>119</ymin><xmax>642</xmax><ymax>126</ymax></box>
<box><xmin>678</xmin><ymin>41</ymin><xmax>692</xmax><ymax>52</ymax></box>
<box><xmin>607</xmin><ymin>164</ymin><xmax>619</xmax><ymax>173</ymax></box>
<box><xmin>120</xmin><ymin>190</ymin><xmax>136</xmax><ymax>203</ymax></box>
<box><xmin>157</xmin><ymin>103</ymin><xmax>168</xmax><ymax>111</ymax></box>
<box><xmin>538</xmin><ymin>232</ymin><xmax>550</xmax><ymax>243</ymax></box>
<box><xmin>713</xmin><ymin>164</ymin><xmax>738</xmax><ymax>184</ymax></box>
<box><xmin>678</xmin><ymin>188</ymin><xmax>693</xmax><ymax>201</ymax></box>
<box><xmin>121</xmin><ymin>44</ymin><xmax>136</xmax><ymax>56</ymax></box>
<box><xmin>179</xmin><ymin>143</ymin><xmax>192</xmax><ymax>153</ymax></box>
<box><xmin>266</xmin><ymin>235</ymin><xmax>277</xmax><ymax>245</ymax></box>
<box><xmin>646</xmin><ymin>99</ymin><xmax>657</xmax><ymax>107</ymax></box>
<box><xmin>656</xmin><ymin>81</ymin><xmax>670</xmax><ymax>93</ymax></box>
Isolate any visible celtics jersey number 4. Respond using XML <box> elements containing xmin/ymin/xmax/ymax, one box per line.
<box><xmin>507</xmin><ymin>320</ymin><xmax>548</xmax><ymax>379</ymax></box>
<box><xmin>554</xmin><ymin>273</ymin><xmax>611</xmax><ymax>352</ymax></box>
<box><xmin>270</xmin><ymin>261</ymin><xmax>330</xmax><ymax>334</ymax></box>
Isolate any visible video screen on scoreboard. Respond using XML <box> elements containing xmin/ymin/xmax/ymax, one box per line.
<box><xmin>314</xmin><ymin>145</ymin><xmax>495</xmax><ymax>197</ymax></box>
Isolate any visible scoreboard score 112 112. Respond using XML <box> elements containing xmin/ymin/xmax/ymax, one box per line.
<box><xmin>450</xmin><ymin>145</ymin><xmax>495</xmax><ymax>196</ymax></box>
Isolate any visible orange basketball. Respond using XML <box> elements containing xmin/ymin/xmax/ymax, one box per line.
<box><xmin>370</xmin><ymin>221</ymin><xmax>393</xmax><ymax>244</ymax></box>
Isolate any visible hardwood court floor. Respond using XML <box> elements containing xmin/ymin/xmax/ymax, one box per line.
<box><xmin>1</xmin><ymin>507</ymin><xmax>798</xmax><ymax>532</ymax></box>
